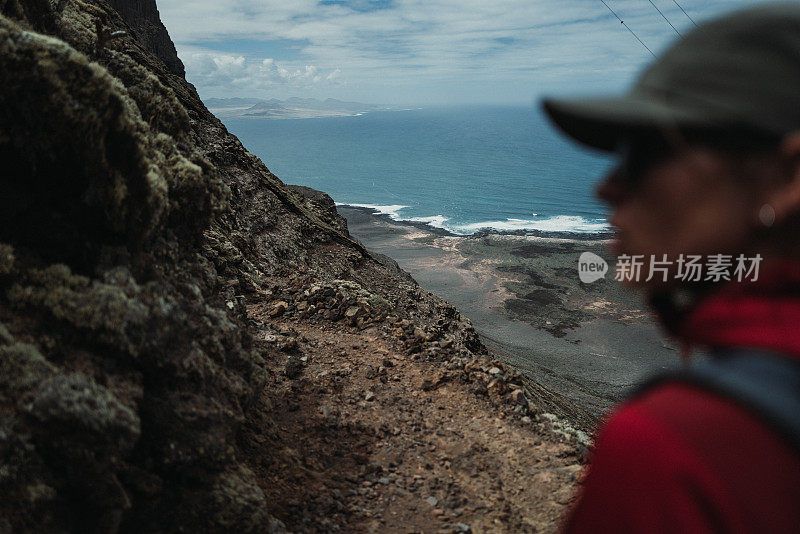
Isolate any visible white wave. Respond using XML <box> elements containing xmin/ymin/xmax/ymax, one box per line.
<box><xmin>407</xmin><ymin>215</ymin><xmax>450</xmax><ymax>229</ymax></box>
<box><xmin>338</xmin><ymin>202</ymin><xmax>608</xmax><ymax>234</ymax></box>
<box><xmin>338</xmin><ymin>203</ymin><xmax>409</xmax><ymax>220</ymax></box>
<box><xmin>451</xmin><ymin>215</ymin><xmax>610</xmax><ymax>234</ymax></box>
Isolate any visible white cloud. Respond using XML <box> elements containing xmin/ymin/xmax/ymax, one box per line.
<box><xmin>157</xmin><ymin>0</ymin><xmax>770</xmax><ymax>104</ymax></box>
<box><xmin>179</xmin><ymin>46</ymin><xmax>342</xmax><ymax>92</ymax></box>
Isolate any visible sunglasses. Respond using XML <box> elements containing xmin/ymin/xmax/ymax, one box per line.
<box><xmin>612</xmin><ymin>134</ymin><xmax>677</xmax><ymax>187</ymax></box>
<box><xmin>611</xmin><ymin>129</ymin><xmax>780</xmax><ymax>188</ymax></box>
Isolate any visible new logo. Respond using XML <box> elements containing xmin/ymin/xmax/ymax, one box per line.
<box><xmin>578</xmin><ymin>252</ymin><xmax>608</xmax><ymax>283</ymax></box>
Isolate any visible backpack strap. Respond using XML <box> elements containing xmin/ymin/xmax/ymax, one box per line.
<box><xmin>630</xmin><ymin>347</ymin><xmax>800</xmax><ymax>455</ymax></box>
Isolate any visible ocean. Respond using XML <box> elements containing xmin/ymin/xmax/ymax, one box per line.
<box><xmin>222</xmin><ymin>105</ymin><xmax>614</xmax><ymax>235</ymax></box>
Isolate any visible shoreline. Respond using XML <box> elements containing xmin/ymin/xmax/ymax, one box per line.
<box><xmin>337</xmin><ymin>204</ymin><xmax>614</xmax><ymax>241</ymax></box>
<box><xmin>338</xmin><ymin>205</ymin><xmax>681</xmax><ymax>422</ymax></box>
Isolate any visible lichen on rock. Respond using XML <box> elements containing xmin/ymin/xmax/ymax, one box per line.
<box><xmin>0</xmin><ymin>15</ymin><xmax>227</xmax><ymax>271</ymax></box>
<box><xmin>0</xmin><ymin>341</ymin><xmax>56</xmax><ymax>402</ymax></box>
<box><xmin>7</xmin><ymin>264</ymin><xmax>150</xmax><ymax>358</ymax></box>
<box><xmin>208</xmin><ymin>465</ymin><xmax>271</xmax><ymax>532</ymax></box>
<box><xmin>29</xmin><ymin>372</ymin><xmax>141</xmax><ymax>458</ymax></box>
<box><xmin>0</xmin><ymin>10</ymin><xmax>264</xmax><ymax>532</ymax></box>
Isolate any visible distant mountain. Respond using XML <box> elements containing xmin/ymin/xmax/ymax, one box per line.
<box><xmin>205</xmin><ymin>97</ymin><xmax>396</xmax><ymax>119</ymax></box>
<box><xmin>204</xmin><ymin>97</ymin><xmax>265</xmax><ymax>108</ymax></box>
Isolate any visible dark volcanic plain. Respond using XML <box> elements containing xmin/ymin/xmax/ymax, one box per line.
<box><xmin>338</xmin><ymin>205</ymin><xmax>681</xmax><ymax>418</ymax></box>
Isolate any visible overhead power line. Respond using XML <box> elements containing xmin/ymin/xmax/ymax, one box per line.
<box><xmin>646</xmin><ymin>0</ymin><xmax>682</xmax><ymax>36</ymax></box>
<box><xmin>599</xmin><ymin>0</ymin><xmax>656</xmax><ymax>57</ymax></box>
<box><xmin>672</xmin><ymin>0</ymin><xmax>698</xmax><ymax>27</ymax></box>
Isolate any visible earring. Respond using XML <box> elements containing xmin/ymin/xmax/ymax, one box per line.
<box><xmin>758</xmin><ymin>203</ymin><xmax>776</xmax><ymax>228</ymax></box>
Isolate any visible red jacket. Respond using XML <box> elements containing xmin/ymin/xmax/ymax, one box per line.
<box><xmin>563</xmin><ymin>261</ymin><xmax>800</xmax><ymax>533</ymax></box>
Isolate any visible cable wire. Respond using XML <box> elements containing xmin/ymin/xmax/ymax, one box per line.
<box><xmin>599</xmin><ymin>0</ymin><xmax>656</xmax><ymax>57</ymax></box>
<box><xmin>672</xmin><ymin>0</ymin><xmax>698</xmax><ymax>27</ymax></box>
<box><xmin>646</xmin><ymin>0</ymin><xmax>682</xmax><ymax>36</ymax></box>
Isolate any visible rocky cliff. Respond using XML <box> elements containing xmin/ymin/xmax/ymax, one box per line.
<box><xmin>106</xmin><ymin>0</ymin><xmax>184</xmax><ymax>77</ymax></box>
<box><xmin>0</xmin><ymin>0</ymin><xmax>489</xmax><ymax>531</ymax></box>
<box><xmin>0</xmin><ymin>1</ymin><xmax>584</xmax><ymax>532</ymax></box>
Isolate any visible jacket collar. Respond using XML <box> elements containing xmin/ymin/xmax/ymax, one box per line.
<box><xmin>649</xmin><ymin>259</ymin><xmax>800</xmax><ymax>360</ymax></box>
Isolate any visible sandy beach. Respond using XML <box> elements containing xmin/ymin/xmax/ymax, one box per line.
<box><xmin>338</xmin><ymin>205</ymin><xmax>682</xmax><ymax>421</ymax></box>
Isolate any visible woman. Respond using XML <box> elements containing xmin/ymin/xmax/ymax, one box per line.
<box><xmin>544</xmin><ymin>4</ymin><xmax>800</xmax><ymax>532</ymax></box>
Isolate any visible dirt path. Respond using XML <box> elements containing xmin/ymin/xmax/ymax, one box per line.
<box><xmin>242</xmin><ymin>299</ymin><xmax>586</xmax><ymax>533</ymax></box>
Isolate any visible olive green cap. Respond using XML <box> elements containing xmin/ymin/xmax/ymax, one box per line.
<box><xmin>543</xmin><ymin>3</ymin><xmax>800</xmax><ymax>151</ymax></box>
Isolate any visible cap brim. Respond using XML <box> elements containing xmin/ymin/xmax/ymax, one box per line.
<box><xmin>542</xmin><ymin>95</ymin><xmax>700</xmax><ymax>152</ymax></box>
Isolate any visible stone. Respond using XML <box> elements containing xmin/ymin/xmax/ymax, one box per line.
<box><xmin>284</xmin><ymin>356</ymin><xmax>303</xmax><ymax>379</ymax></box>
<box><xmin>208</xmin><ymin>466</ymin><xmax>271</xmax><ymax>531</ymax></box>
<box><xmin>345</xmin><ymin>306</ymin><xmax>362</xmax><ymax>319</ymax></box>
<box><xmin>364</xmin><ymin>365</ymin><xmax>378</xmax><ymax>379</ymax></box>
<box><xmin>508</xmin><ymin>389</ymin><xmax>527</xmax><ymax>407</ymax></box>
<box><xmin>279</xmin><ymin>337</ymin><xmax>298</xmax><ymax>352</ymax></box>
<box><xmin>470</xmin><ymin>382</ymin><xmax>488</xmax><ymax>396</ymax></box>
<box><xmin>269</xmin><ymin>301</ymin><xmax>288</xmax><ymax>318</ymax></box>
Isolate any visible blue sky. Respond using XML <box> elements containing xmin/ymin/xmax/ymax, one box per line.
<box><xmin>158</xmin><ymin>0</ymin><xmax>772</xmax><ymax>106</ymax></box>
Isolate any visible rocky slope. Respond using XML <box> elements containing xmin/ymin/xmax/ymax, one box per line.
<box><xmin>106</xmin><ymin>0</ymin><xmax>184</xmax><ymax>77</ymax></box>
<box><xmin>0</xmin><ymin>1</ymin><xmax>586</xmax><ymax>532</ymax></box>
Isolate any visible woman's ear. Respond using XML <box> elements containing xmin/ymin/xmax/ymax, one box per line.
<box><xmin>767</xmin><ymin>132</ymin><xmax>800</xmax><ymax>223</ymax></box>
